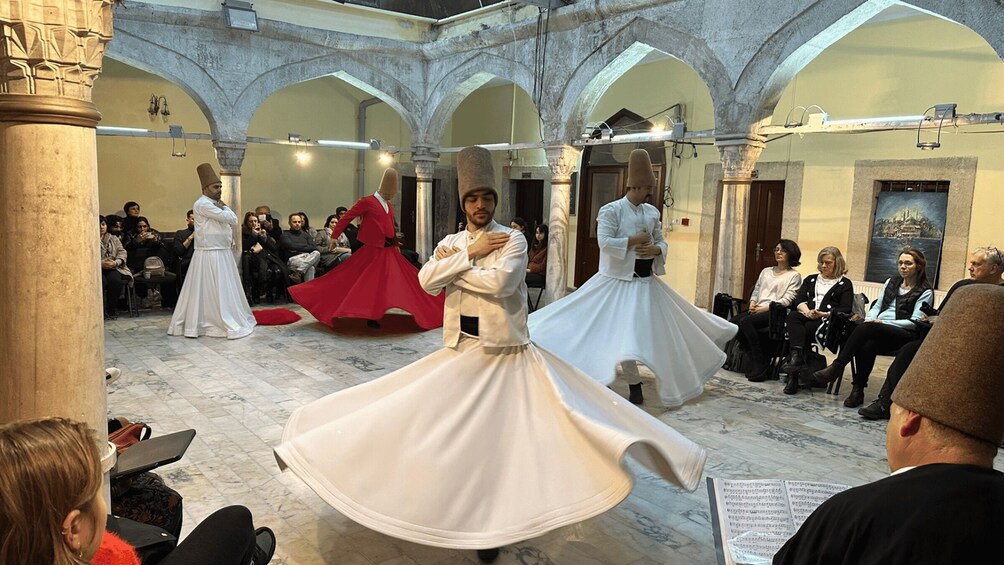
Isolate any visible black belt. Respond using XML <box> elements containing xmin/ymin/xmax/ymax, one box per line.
<box><xmin>633</xmin><ymin>258</ymin><xmax>654</xmax><ymax>278</ymax></box>
<box><xmin>384</xmin><ymin>237</ymin><xmax>395</xmax><ymax>247</ymax></box>
<box><xmin>460</xmin><ymin>315</ymin><xmax>479</xmax><ymax>336</ymax></box>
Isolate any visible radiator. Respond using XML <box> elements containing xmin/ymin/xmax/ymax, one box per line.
<box><xmin>851</xmin><ymin>280</ymin><xmax>947</xmax><ymax>309</ymax></box>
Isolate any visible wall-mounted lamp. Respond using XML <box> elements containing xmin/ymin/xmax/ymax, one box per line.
<box><xmin>916</xmin><ymin>103</ymin><xmax>957</xmax><ymax>150</ymax></box>
<box><xmin>378</xmin><ymin>151</ymin><xmax>396</xmax><ymax>166</ymax></box>
<box><xmin>148</xmin><ymin>95</ymin><xmax>170</xmax><ymax>122</ymax></box>
<box><xmin>223</xmin><ymin>0</ymin><xmax>258</xmax><ymax>31</ymax></box>
<box><xmin>580</xmin><ymin>121</ymin><xmax>612</xmax><ymax>143</ymax></box>
<box><xmin>169</xmin><ymin>125</ymin><xmax>186</xmax><ymax>157</ymax></box>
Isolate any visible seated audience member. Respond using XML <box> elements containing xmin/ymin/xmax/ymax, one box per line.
<box><xmin>733</xmin><ymin>239</ymin><xmax>803</xmax><ymax>381</ymax></box>
<box><xmin>0</xmin><ymin>417</ymin><xmax>276</xmax><ymax>565</ymax></box>
<box><xmin>859</xmin><ymin>245</ymin><xmax>1004</xmax><ymax>419</ymax></box>
<box><xmin>99</xmin><ymin>216</ymin><xmax>132</xmax><ymax>320</ymax></box>
<box><xmin>393</xmin><ymin>219</ymin><xmax>422</xmax><ymax>269</ymax></box>
<box><xmin>526</xmin><ymin>223</ymin><xmax>548</xmax><ymax>286</ymax></box>
<box><xmin>774</xmin><ymin>284</ymin><xmax>1004</xmax><ymax>565</ymax></box>
<box><xmin>279</xmin><ymin>213</ymin><xmax>321</xmax><ymax>282</ymax></box>
<box><xmin>318</xmin><ymin>213</ymin><xmax>352</xmax><ymax>272</ymax></box>
<box><xmin>813</xmin><ymin>247</ymin><xmax>933</xmax><ymax>408</ymax></box>
<box><xmin>122</xmin><ymin>201</ymin><xmax>142</xmax><ymax>234</ymax></box>
<box><xmin>172</xmin><ymin>209</ymin><xmax>196</xmax><ymax>286</ymax></box>
<box><xmin>242</xmin><ymin>212</ymin><xmax>289</xmax><ymax>304</ymax></box>
<box><xmin>336</xmin><ymin>206</ymin><xmax>361</xmax><ymax>252</ymax></box>
<box><xmin>255</xmin><ymin>205</ymin><xmax>282</xmax><ymax>242</ymax></box>
<box><xmin>510</xmin><ymin>217</ymin><xmax>530</xmax><ymax>249</ymax></box>
<box><xmin>107</xmin><ymin>215</ymin><xmax>126</xmax><ymax>240</ymax></box>
<box><xmin>123</xmin><ymin>217</ymin><xmax>177</xmax><ymax>308</ymax></box>
<box><xmin>780</xmin><ymin>246</ymin><xmax>853</xmax><ymax>394</ymax></box>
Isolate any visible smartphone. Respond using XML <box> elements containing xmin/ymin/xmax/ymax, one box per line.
<box><xmin>258</xmin><ymin>214</ymin><xmax>267</xmax><ymax>223</ymax></box>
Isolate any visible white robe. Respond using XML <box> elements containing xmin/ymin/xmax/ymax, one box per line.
<box><xmin>529</xmin><ymin>196</ymin><xmax>737</xmax><ymax>407</ymax></box>
<box><xmin>168</xmin><ymin>195</ymin><xmax>255</xmax><ymax>339</ymax></box>
<box><xmin>274</xmin><ymin>220</ymin><xmax>706</xmax><ymax>549</ymax></box>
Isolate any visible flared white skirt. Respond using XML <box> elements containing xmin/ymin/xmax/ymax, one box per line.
<box><xmin>274</xmin><ymin>338</ymin><xmax>706</xmax><ymax>549</ymax></box>
<box><xmin>528</xmin><ymin>274</ymin><xmax>737</xmax><ymax>407</ymax></box>
<box><xmin>168</xmin><ymin>249</ymin><xmax>256</xmax><ymax>339</ymax></box>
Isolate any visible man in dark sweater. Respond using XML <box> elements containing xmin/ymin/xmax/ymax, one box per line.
<box><xmin>774</xmin><ymin>284</ymin><xmax>1004</xmax><ymax>565</ymax></box>
<box><xmin>859</xmin><ymin>246</ymin><xmax>1004</xmax><ymax>419</ymax></box>
<box><xmin>280</xmin><ymin>213</ymin><xmax>321</xmax><ymax>282</ymax></box>
<box><xmin>172</xmin><ymin>209</ymin><xmax>196</xmax><ymax>286</ymax></box>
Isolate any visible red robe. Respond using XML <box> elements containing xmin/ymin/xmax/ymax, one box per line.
<box><xmin>289</xmin><ymin>195</ymin><xmax>444</xmax><ymax>329</ymax></box>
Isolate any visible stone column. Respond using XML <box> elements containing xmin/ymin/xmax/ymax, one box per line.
<box><xmin>0</xmin><ymin>1</ymin><xmax>115</xmax><ymax>435</ymax></box>
<box><xmin>713</xmin><ymin>134</ymin><xmax>766</xmax><ymax>299</ymax></box>
<box><xmin>214</xmin><ymin>140</ymin><xmax>246</xmax><ymax>263</ymax></box>
<box><xmin>543</xmin><ymin>145</ymin><xmax>581</xmax><ymax>304</ymax></box>
<box><xmin>412</xmin><ymin>147</ymin><xmax>439</xmax><ymax>262</ymax></box>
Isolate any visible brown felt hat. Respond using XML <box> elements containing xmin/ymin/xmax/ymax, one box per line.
<box><xmin>457</xmin><ymin>146</ymin><xmax>498</xmax><ymax>201</ymax></box>
<box><xmin>626</xmin><ymin>148</ymin><xmax>656</xmax><ymax>188</ymax></box>
<box><xmin>379</xmin><ymin>168</ymin><xmax>399</xmax><ymax>195</ymax></box>
<box><xmin>197</xmin><ymin>163</ymin><xmax>221</xmax><ymax>189</ymax></box>
<box><xmin>892</xmin><ymin>284</ymin><xmax>1004</xmax><ymax>444</ymax></box>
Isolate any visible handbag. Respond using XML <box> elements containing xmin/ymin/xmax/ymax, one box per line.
<box><xmin>109</xmin><ymin>420</ymin><xmax>152</xmax><ymax>453</ymax></box>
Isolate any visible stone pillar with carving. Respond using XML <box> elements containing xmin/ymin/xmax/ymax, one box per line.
<box><xmin>543</xmin><ymin>145</ymin><xmax>581</xmax><ymax>304</ymax></box>
<box><xmin>412</xmin><ymin>146</ymin><xmax>439</xmax><ymax>262</ymax></box>
<box><xmin>214</xmin><ymin>139</ymin><xmax>246</xmax><ymax>263</ymax></box>
<box><xmin>713</xmin><ymin>134</ymin><xmax>766</xmax><ymax>299</ymax></box>
<box><xmin>0</xmin><ymin>1</ymin><xmax>116</xmax><ymax>433</ymax></box>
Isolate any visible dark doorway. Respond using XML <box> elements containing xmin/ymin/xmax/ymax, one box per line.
<box><xmin>400</xmin><ymin>176</ymin><xmax>417</xmax><ymax>251</ymax></box>
<box><xmin>511</xmin><ymin>179</ymin><xmax>545</xmax><ymax>230</ymax></box>
<box><xmin>574</xmin><ymin>109</ymin><xmax>665</xmax><ymax>287</ymax></box>
<box><xmin>741</xmin><ymin>181</ymin><xmax>786</xmax><ymax>297</ymax></box>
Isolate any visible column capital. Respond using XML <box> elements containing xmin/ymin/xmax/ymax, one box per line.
<box><xmin>544</xmin><ymin>145</ymin><xmax>581</xmax><ymax>182</ymax></box>
<box><xmin>715</xmin><ymin>134</ymin><xmax>767</xmax><ymax>182</ymax></box>
<box><xmin>0</xmin><ymin>1</ymin><xmax>115</xmax><ymax>100</ymax></box>
<box><xmin>213</xmin><ymin>139</ymin><xmax>247</xmax><ymax>174</ymax></box>
<box><xmin>411</xmin><ymin>145</ymin><xmax>440</xmax><ymax>179</ymax></box>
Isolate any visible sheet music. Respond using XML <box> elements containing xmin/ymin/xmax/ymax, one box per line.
<box><xmin>711</xmin><ymin>478</ymin><xmax>849</xmax><ymax>565</ymax></box>
<box><xmin>783</xmin><ymin>480</ymin><xmax>849</xmax><ymax>529</ymax></box>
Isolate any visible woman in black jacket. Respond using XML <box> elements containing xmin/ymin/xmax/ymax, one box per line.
<box><xmin>781</xmin><ymin>247</ymin><xmax>854</xmax><ymax>394</ymax></box>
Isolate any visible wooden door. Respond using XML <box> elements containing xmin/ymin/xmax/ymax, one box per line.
<box><xmin>741</xmin><ymin>181</ymin><xmax>786</xmax><ymax>297</ymax></box>
<box><xmin>400</xmin><ymin>176</ymin><xmax>417</xmax><ymax>250</ymax></box>
<box><xmin>511</xmin><ymin>179</ymin><xmax>545</xmax><ymax>230</ymax></box>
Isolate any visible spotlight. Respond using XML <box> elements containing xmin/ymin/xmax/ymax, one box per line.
<box><xmin>223</xmin><ymin>0</ymin><xmax>258</xmax><ymax>32</ymax></box>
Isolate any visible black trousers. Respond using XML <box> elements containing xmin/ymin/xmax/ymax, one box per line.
<box><xmin>877</xmin><ymin>338</ymin><xmax>923</xmax><ymax>404</ymax></box>
<box><xmin>836</xmin><ymin>322</ymin><xmax>916</xmax><ymax>387</ymax></box>
<box><xmin>785</xmin><ymin>311</ymin><xmax>822</xmax><ymax>351</ymax></box>
<box><xmin>735</xmin><ymin>310</ymin><xmax>771</xmax><ymax>360</ymax></box>
<box><xmin>160</xmin><ymin>505</ymin><xmax>256</xmax><ymax>565</ymax></box>
<box><xmin>102</xmin><ymin>269</ymin><xmax>125</xmax><ymax>315</ymax></box>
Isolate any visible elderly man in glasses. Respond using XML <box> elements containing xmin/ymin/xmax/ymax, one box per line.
<box><xmin>858</xmin><ymin>245</ymin><xmax>1004</xmax><ymax>420</ymax></box>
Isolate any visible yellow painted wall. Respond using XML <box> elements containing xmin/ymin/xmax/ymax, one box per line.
<box><xmin>763</xmin><ymin>14</ymin><xmax>1004</xmax><ymax>286</ymax></box>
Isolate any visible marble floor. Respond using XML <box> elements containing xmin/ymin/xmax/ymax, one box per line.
<box><xmin>104</xmin><ymin>307</ymin><xmax>1004</xmax><ymax>564</ymax></box>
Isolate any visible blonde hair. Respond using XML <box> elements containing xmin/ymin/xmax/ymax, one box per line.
<box><xmin>0</xmin><ymin>418</ymin><xmax>102</xmax><ymax>565</ymax></box>
<box><xmin>817</xmin><ymin>246</ymin><xmax>848</xmax><ymax>276</ymax></box>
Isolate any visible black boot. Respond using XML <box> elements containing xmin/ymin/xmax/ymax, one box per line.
<box><xmin>812</xmin><ymin>360</ymin><xmax>846</xmax><ymax>385</ymax></box>
<box><xmin>477</xmin><ymin>548</ymin><xmax>500</xmax><ymax>562</ymax></box>
<box><xmin>628</xmin><ymin>383</ymin><xmax>644</xmax><ymax>404</ymax></box>
<box><xmin>745</xmin><ymin>350</ymin><xmax>768</xmax><ymax>381</ymax></box>
<box><xmin>780</xmin><ymin>347</ymin><xmax>803</xmax><ymax>374</ymax></box>
<box><xmin>843</xmin><ymin>385</ymin><xmax>865</xmax><ymax>408</ymax></box>
<box><xmin>859</xmin><ymin>398</ymin><xmax>891</xmax><ymax>420</ymax></box>
<box><xmin>783</xmin><ymin>373</ymin><xmax>799</xmax><ymax>395</ymax></box>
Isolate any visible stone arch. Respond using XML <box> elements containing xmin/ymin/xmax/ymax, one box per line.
<box><xmin>555</xmin><ymin>17</ymin><xmax>732</xmax><ymax>142</ymax></box>
<box><xmin>421</xmin><ymin>51</ymin><xmax>538</xmax><ymax>145</ymax></box>
<box><xmin>234</xmin><ymin>53</ymin><xmax>422</xmax><ymax>138</ymax></box>
<box><xmin>743</xmin><ymin>0</ymin><xmax>1004</xmax><ymax>128</ymax></box>
<box><xmin>104</xmin><ymin>29</ymin><xmax>228</xmax><ymax>136</ymax></box>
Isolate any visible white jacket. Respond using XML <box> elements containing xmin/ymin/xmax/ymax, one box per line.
<box><xmin>193</xmin><ymin>195</ymin><xmax>237</xmax><ymax>251</ymax></box>
<box><xmin>419</xmin><ymin>220</ymin><xmax>529</xmax><ymax>348</ymax></box>
<box><xmin>597</xmin><ymin>196</ymin><xmax>667</xmax><ymax>281</ymax></box>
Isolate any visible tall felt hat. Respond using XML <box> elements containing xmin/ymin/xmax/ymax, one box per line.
<box><xmin>892</xmin><ymin>284</ymin><xmax>1004</xmax><ymax>444</ymax></box>
<box><xmin>457</xmin><ymin>146</ymin><xmax>498</xmax><ymax>201</ymax></box>
<box><xmin>196</xmin><ymin>163</ymin><xmax>221</xmax><ymax>189</ymax></box>
<box><xmin>379</xmin><ymin>168</ymin><xmax>399</xmax><ymax>194</ymax></box>
<box><xmin>626</xmin><ymin>148</ymin><xmax>657</xmax><ymax>188</ymax></box>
